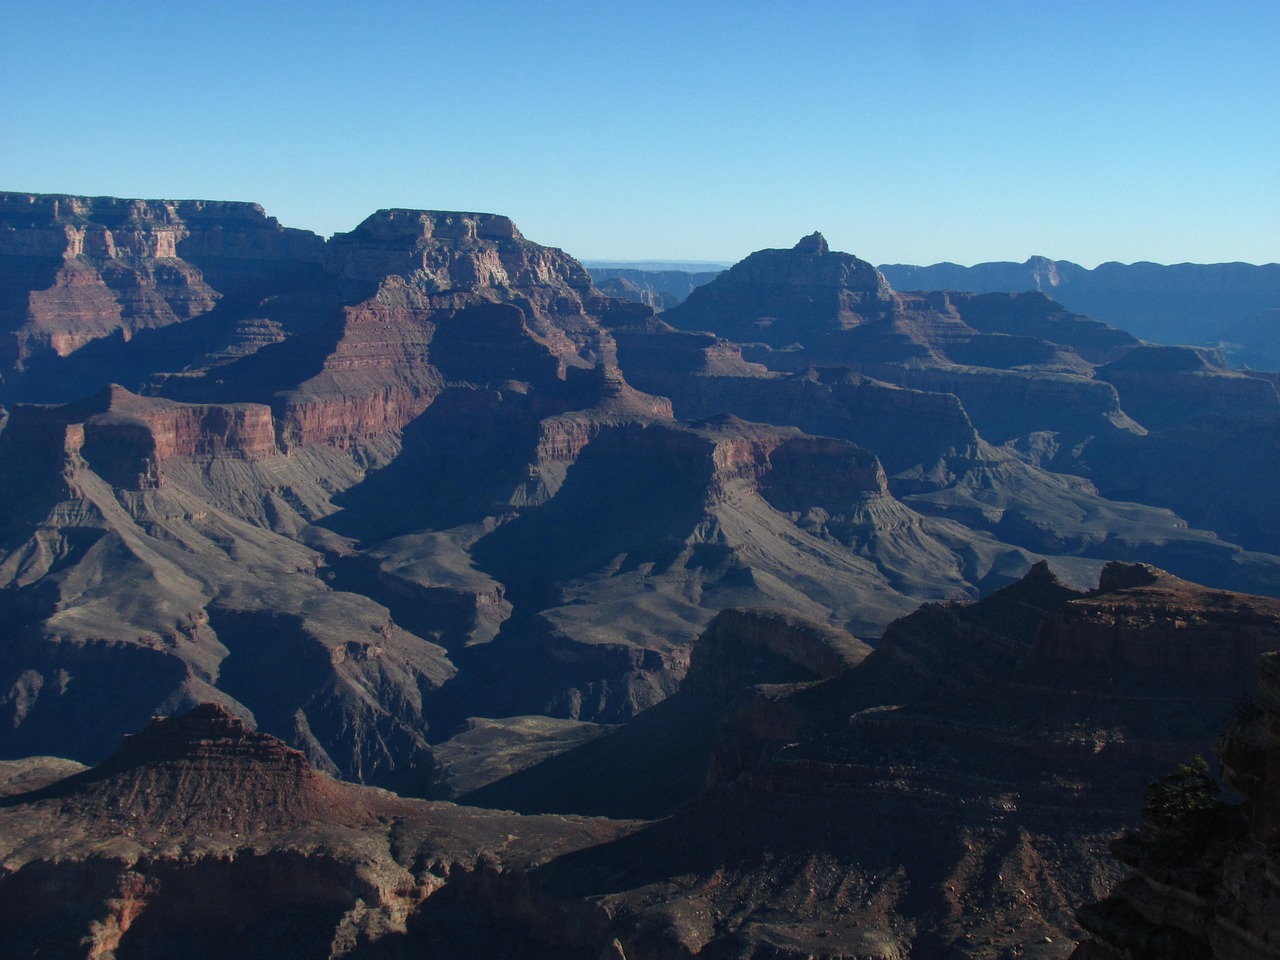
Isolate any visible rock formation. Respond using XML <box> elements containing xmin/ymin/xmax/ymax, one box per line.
<box><xmin>0</xmin><ymin>701</ymin><xmax>634</xmax><ymax>959</ymax></box>
<box><xmin>1070</xmin><ymin>650</ymin><xmax>1280</xmax><ymax>959</ymax></box>
<box><xmin>460</xmin><ymin>562</ymin><xmax>1280</xmax><ymax>958</ymax></box>
<box><xmin>15</xmin><ymin>188</ymin><xmax>1280</xmax><ymax>960</ymax></box>
<box><xmin>0</xmin><ymin>192</ymin><xmax>326</xmax><ymax>400</ymax></box>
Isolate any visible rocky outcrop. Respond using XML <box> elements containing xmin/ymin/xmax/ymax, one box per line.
<box><xmin>684</xmin><ymin>606</ymin><xmax>872</xmax><ymax>696</ymax></box>
<box><xmin>688</xmin><ymin>563</ymin><xmax>1280</xmax><ymax>955</ymax></box>
<box><xmin>1070</xmin><ymin>651</ymin><xmax>1280</xmax><ymax>959</ymax></box>
<box><xmin>324</xmin><ymin>208</ymin><xmax>598</xmax><ymax>360</ymax></box>
<box><xmin>27</xmin><ymin>702</ymin><xmax>396</xmax><ymax>832</ymax></box>
<box><xmin>1035</xmin><ymin>563</ymin><xmax>1280</xmax><ymax>679</ymax></box>
<box><xmin>1</xmin><ymin>384</ymin><xmax>279</xmax><ymax>490</ymax></box>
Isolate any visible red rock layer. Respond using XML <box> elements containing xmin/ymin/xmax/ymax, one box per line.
<box><xmin>3</xmin><ymin>385</ymin><xmax>279</xmax><ymax>491</ymax></box>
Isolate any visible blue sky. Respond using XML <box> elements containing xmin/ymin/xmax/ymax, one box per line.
<box><xmin>2</xmin><ymin>0</ymin><xmax>1276</xmax><ymax>266</ymax></box>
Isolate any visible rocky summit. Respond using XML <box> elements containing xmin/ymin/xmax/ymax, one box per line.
<box><xmin>3</xmin><ymin>192</ymin><xmax>1280</xmax><ymax>956</ymax></box>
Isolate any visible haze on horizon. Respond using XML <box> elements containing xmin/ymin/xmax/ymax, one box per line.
<box><xmin>2</xmin><ymin>0</ymin><xmax>1276</xmax><ymax>269</ymax></box>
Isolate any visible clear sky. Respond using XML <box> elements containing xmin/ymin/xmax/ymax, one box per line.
<box><xmin>2</xmin><ymin>0</ymin><xmax>1276</xmax><ymax>266</ymax></box>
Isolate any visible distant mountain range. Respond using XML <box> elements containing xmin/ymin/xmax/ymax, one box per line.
<box><xmin>587</xmin><ymin>255</ymin><xmax>1280</xmax><ymax>369</ymax></box>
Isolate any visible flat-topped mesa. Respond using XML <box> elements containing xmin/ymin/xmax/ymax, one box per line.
<box><xmin>37</xmin><ymin>703</ymin><xmax>391</xmax><ymax>833</ymax></box>
<box><xmin>2</xmin><ymin>384</ymin><xmax>278</xmax><ymax>491</ymax></box>
<box><xmin>325</xmin><ymin>208</ymin><xmax>593</xmax><ymax>298</ymax></box>
<box><xmin>80</xmin><ymin>387</ymin><xmax>279</xmax><ymax>487</ymax></box>
<box><xmin>0</xmin><ymin>191</ymin><xmax>324</xmax><ymax>266</ymax></box>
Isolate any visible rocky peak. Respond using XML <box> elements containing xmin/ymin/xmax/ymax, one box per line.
<box><xmin>792</xmin><ymin>231</ymin><xmax>829</xmax><ymax>255</ymax></box>
<box><xmin>659</xmin><ymin>234</ymin><xmax>898</xmax><ymax>348</ymax></box>
<box><xmin>721</xmin><ymin>237</ymin><xmax>893</xmax><ymax>295</ymax></box>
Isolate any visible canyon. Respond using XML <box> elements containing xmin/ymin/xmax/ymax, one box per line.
<box><xmin>2</xmin><ymin>192</ymin><xmax>1279</xmax><ymax>956</ymax></box>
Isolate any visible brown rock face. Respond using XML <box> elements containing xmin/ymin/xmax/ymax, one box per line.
<box><xmin>3</xmin><ymin>384</ymin><xmax>279</xmax><ymax>490</ymax></box>
<box><xmin>258</xmin><ymin>208</ymin><xmax>625</xmax><ymax>448</ymax></box>
<box><xmin>0</xmin><ymin>702</ymin><xmax>634</xmax><ymax>960</ymax></box>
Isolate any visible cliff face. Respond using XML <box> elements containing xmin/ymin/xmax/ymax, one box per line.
<box><xmin>5</xmin><ymin>568</ymin><xmax>1280</xmax><ymax>958</ymax></box>
<box><xmin>0</xmin><ymin>192</ymin><xmax>325</xmax><ymax>381</ymax></box>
